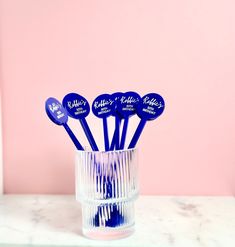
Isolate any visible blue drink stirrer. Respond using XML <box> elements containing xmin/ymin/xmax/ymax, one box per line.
<box><xmin>109</xmin><ymin>92</ymin><xmax>123</xmax><ymax>151</ymax></box>
<box><xmin>45</xmin><ymin>97</ymin><xmax>84</xmax><ymax>150</ymax></box>
<box><xmin>92</xmin><ymin>94</ymin><xmax>115</xmax><ymax>151</ymax></box>
<box><xmin>117</xmin><ymin>91</ymin><xmax>141</xmax><ymax>150</ymax></box>
<box><xmin>63</xmin><ymin>93</ymin><xmax>99</xmax><ymax>151</ymax></box>
<box><xmin>128</xmin><ymin>93</ymin><xmax>165</xmax><ymax>149</ymax></box>
<box><xmin>91</xmin><ymin>94</ymin><xmax>123</xmax><ymax>227</ymax></box>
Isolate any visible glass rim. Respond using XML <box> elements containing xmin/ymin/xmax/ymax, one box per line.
<box><xmin>75</xmin><ymin>147</ymin><xmax>137</xmax><ymax>154</ymax></box>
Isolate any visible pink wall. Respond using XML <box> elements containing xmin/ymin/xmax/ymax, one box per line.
<box><xmin>1</xmin><ymin>0</ymin><xmax>235</xmax><ymax>195</ymax></box>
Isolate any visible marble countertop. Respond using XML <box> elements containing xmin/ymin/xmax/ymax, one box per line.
<box><xmin>0</xmin><ymin>195</ymin><xmax>234</xmax><ymax>247</ymax></box>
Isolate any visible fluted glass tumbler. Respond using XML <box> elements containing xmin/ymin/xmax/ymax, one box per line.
<box><xmin>75</xmin><ymin>148</ymin><xmax>139</xmax><ymax>240</ymax></box>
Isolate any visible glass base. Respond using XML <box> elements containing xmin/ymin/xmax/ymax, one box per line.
<box><xmin>82</xmin><ymin>224</ymin><xmax>135</xmax><ymax>240</ymax></box>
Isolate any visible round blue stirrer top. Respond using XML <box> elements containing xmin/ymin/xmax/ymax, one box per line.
<box><xmin>45</xmin><ymin>97</ymin><xmax>68</xmax><ymax>125</ymax></box>
<box><xmin>62</xmin><ymin>93</ymin><xmax>90</xmax><ymax>119</ymax></box>
<box><xmin>92</xmin><ymin>93</ymin><xmax>115</xmax><ymax>118</ymax></box>
<box><xmin>137</xmin><ymin>93</ymin><xmax>165</xmax><ymax>120</ymax></box>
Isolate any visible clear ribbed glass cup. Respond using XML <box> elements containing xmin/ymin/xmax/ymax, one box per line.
<box><xmin>75</xmin><ymin>148</ymin><xmax>139</xmax><ymax>240</ymax></box>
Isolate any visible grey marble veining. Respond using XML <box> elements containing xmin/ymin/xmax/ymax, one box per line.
<box><xmin>0</xmin><ymin>195</ymin><xmax>235</xmax><ymax>246</ymax></box>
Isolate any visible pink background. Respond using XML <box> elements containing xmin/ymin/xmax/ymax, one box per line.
<box><xmin>1</xmin><ymin>0</ymin><xmax>235</xmax><ymax>195</ymax></box>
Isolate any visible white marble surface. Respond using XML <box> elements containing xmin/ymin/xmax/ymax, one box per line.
<box><xmin>0</xmin><ymin>195</ymin><xmax>235</xmax><ymax>247</ymax></box>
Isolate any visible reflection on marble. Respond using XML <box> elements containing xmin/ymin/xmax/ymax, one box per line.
<box><xmin>0</xmin><ymin>195</ymin><xmax>235</xmax><ymax>246</ymax></box>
